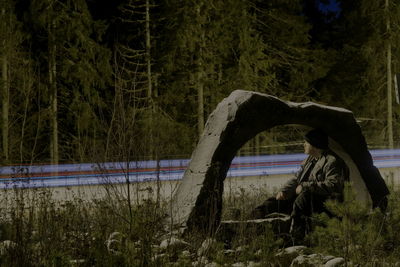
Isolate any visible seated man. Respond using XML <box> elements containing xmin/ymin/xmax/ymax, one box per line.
<box><xmin>252</xmin><ymin>128</ymin><xmax>348</xmax><ymax>241</ymax></box>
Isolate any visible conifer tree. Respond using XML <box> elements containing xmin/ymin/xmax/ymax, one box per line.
<box><xmin>158</xmin><ymin>0</ymin><xmax>332</xmax><ymax>153</ymax></box>
<box><xmin>0</xmin><ymin>1</ymin><xmax>10</xmax><ymax>162</ymax></box>
<box><xmin>57</xmin><ymin>0</ymin><xmax>112</xmax><ymax>162</ymax></box>
<box><xmin>158</xmin><ymin>0</ymin><xmax>210</xmax><ymax>141</ymax></box>
<box><xmin>0</xmin><ymin>0</ymin><xmax>26</xmax><ymax>163</ymax></box>
<box><xmin>317</xmin><ymin>0</ymin><xmax>400</xmax><ymax>147</ymax></box>
<box><xmin>310</xmin><ymin>184</ymin><xmax>386</xmax><ymax>264</ymax></box>
<box><xmin>28</xmin><ymin>0</ymin><xmax>112</xmax><ymax>162</ymax></box>
<box><xmin>360</xmin><ymin>0</ymin><xmax>400</xmax><ymax>147</ymax></box>
<box><xmin>159</xmin><ymin>0</ymin><xmax>272</xmax><ymax>141</ymax></box>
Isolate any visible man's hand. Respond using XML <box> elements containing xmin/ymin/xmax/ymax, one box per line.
<box><xmin>276</xmin><ymin>191</ymin><xmax>286</xmax><ymax>200</ymax></box>
<box><xmin>295</xmin><ymin>185</ymin><xmax>303</xmax><ymax>195</ymax></box>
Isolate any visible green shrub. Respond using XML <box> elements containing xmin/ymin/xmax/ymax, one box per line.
<box><xmin>309</xmin><ymin>183</ymin><xmax>389</xmax><ymax>265</ymax></box>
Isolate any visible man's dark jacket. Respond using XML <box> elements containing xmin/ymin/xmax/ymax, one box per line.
<box><xmin>281</xmin><ymin>150</ymin><xmax>348</xmax><ymax>199</ymax></box>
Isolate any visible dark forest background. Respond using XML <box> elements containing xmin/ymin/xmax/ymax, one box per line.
<box><xmin>1</xmin><ymin>0</ymin><xmax>400</xmax><ymax>165</ymax></box>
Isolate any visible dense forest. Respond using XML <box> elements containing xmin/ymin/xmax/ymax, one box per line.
<box><xmin>1</xmin><ymin>0</ymin><xmax>400</xmax><ymax>165</ymax></box>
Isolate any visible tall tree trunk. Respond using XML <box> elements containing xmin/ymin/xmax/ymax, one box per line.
<box><xmin>197</xmin><ymin>5</ymin><xmax>205</xmax><ymax>137</ymax></box>
<box><xmin>49</xmin><ymin>20</ymin><xmax>58</xmax><ymax>164</ymax></box>
<box><xmin>145</xmin><ymin>0</ymin><xmax>152</xmax><ymax>102</ymax></box>
<box><xmin>1</xmin><ymin>47</ymin><xmax>8</xmax><ymax>163</ymax></box>
<box><xmin>197</xmin><ymin>71</ymin><xmax>204</xmax><ymax>137</ymax></box>
<box><xmin>1</xmin><ymin>7</ymin><xmax>9</xmax><ymax>162</ymax></box>
<box><xmin>386</xmin><ymin>0</ymin><xmax>394</xmax><ymax>148</ymax></box>
<box><xmin>145</xmin><ymin>0</ymin><xmax>155</xmax><ymax>158</ymax></box>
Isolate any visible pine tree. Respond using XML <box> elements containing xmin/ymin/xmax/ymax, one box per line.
<box><xmin>0</xmin><ymin>2</ymin><xmax>10</xmax><ymax>163</ymax></box>
<box><xmin>360</xmin><ymin>0</ymin><xmax>400</xmax><ymax>148</ymax></box>
<box><xmin>0</xmin><ymin>0</ymin><xmax>29</xmax><ymax>164</ymax></box>
<box><xmin>0</xmin><ymin>0</ymin><xmax>20</xmax><ymax>163</ymax></box>
<box><xmin>28</xmin><ymin>0</ymin><xmax>112</xmax><ymax>163</ymax></box>
<box><xmin>310</xmin><ymin>185</ymin><xmax>384</xmax><ymax>263</ymax></box>
<box><xmin>236</xmin><ymin>0</ymin><xmax>333</xmax><ymax>153</ymax></box>
<box><xmin>57</xmin><ymin>0</ymin><xmax>112</xmax><ymax>162</ymax></box>
<box><xmin>157</xmin><ymin>0</ymin><xmax>210</xmax><ymax>144</ymax></box>
<box><xmin>317</xmin><ymin>0</ymin><xmax>400</xmax><ymax>147</ymax></box>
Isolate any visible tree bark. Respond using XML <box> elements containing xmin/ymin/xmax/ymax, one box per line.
<box><xmin>196</xmin><ymin>6</ymin><xmax>205</xmax><ymax>138</ymax></box>
<box><xmin>145</xmin><ymin>0</ymin><xmax>152</xmax><ymax>101</ymax></box>
<box><xmin>145</xmin><ymin>0</ymin><xmax>156</xmax><ymax>158</ymax></box>
<box><xmin>197</xmin><ymin>71</ymin><xmax>204</xmax><ymax>137</ymax></box>
<box><xmin>386</xmin><ymin>0</ymin><xmax>393</xmax><ymax>148</ymax></box>
<box><xmin>1</xmin><ymin>46</ymin><xmax>8</xmax><ymax>162</ymax></box>
<box><xmin>1</xmin><ymin>7</ymin><xmax>9</xmax><ymax>162</ymax></box>
<box><xmin>49</xmin><ymin>19</ymin><xmax>58</xmax><ymax>164</ymax></box>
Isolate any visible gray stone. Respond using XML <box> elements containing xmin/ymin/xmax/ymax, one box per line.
<box><xmin>322</xmin><ymin>255</ymin><xmax>335</xmax><ymax>262</ymax></box>
<box><xmin>247</xmin><ymin>262</ymin><xmax>262</xmax><ymax>267</ymax></box>
<box><xmin>160</xmin><ymin>237</ymin><xmax>190</xmax><ymax>250</ymax></box>
<box><xmin>290</xmin><ymin>253</ymin><xmax>335</xmax><ymax>266</ymax></box>
<box><xmin>169</xmin><ymin>90</ymin><xmax>388</xmax><ymax>234</ymax></box>
<box><xmin>275</xmin><ymin>245</ymin><xmax>308</xmax><ymax>266</ymax></box>
<box><xmin>290</xmin><ymin>254</ymin><xmax>308</xmax><ymax>266</ymax></box>
<box><xmin>324</xmin><ymin>257</ymin><xmax>345</xmax><ymax>267</ymax></box>
<box><xmin>275</xmin><ymin>245</ymin><xmax>308</xmax><ymax>257</ymax></box>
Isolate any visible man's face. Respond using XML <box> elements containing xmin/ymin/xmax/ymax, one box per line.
<box><xmin>304</xmin><ymin>140</ymin><xmax>323</xmax><ymax>157</ymax></box>
<box><xmin>304</xmin><ymin>141</ymin><xmax>312</xmax><ymax>155</ymax></box>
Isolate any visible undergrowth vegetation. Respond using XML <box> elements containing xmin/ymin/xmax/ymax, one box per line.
<box><xmin>310</xmin><ymin>184</ymin><xmax>400</xmax><ymax>265</ymax></box>
<box><xmin>0</xmin><ymin>184</ymin><xmax>399</xmax><ymax>266</ymax></box>
<box><xmin>0</xmin><ymin>187</ymin><xmax>167</xmax><ymax>266</ymax></box>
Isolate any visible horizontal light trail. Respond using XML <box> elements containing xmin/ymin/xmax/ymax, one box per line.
<box><xmin>0</xmin><ymin>149</ymin><xmax>399</xmax><ymax>189</ymax></box>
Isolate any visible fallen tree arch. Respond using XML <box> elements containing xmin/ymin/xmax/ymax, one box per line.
<box><xmin>170</xmin><ymin>90</ymin><xmax>389</xmax><ymax>234</ymax></box>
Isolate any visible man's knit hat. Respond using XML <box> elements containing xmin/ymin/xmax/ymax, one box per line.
<box><xmin>304</xmin><ymin>129</ymin><xmax>328</xmax><ymax>149</ymax></box>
